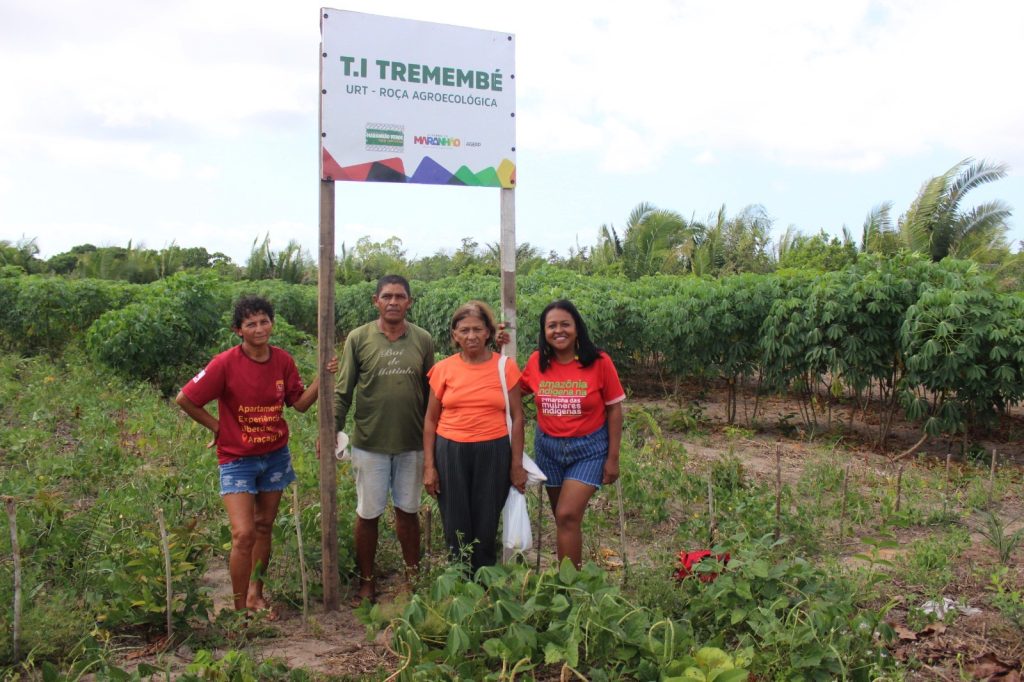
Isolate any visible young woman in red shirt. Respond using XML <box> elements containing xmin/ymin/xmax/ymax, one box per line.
<box><xmin>519</xmin><ymin>300</ymin><xmax>625</xmax><ymax>568</ymax></box>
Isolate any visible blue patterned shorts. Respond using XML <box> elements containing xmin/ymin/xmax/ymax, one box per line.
<box><xmin>534</xmin><ymin>423</ymin><xmax>609</xmax><ymax>489</ymax></box>
<box><xmin>219</xmin><ymin>446</ymin><xmax>296</xmax><ymax>495</ymax></box>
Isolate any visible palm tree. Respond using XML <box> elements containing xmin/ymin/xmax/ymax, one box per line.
<box><xmin>245</xmin><ymin>233</ymin><xmax>275</xmax><ymax>280</ymax></box>
<box><xmin>592</xmin><ymin>223</ymin><xmax>623</xmax><ymax>270</ymax></box>
<box><xmin>861</xmin><ymin>202</ymin><xmax>897</xmax><ymax>254</ymax></box>
<box><xmin>619</xmin><ymin>201</ymin><xmax>691</xmax><ymax>280</ymax></box>
<box><xmin>336</xmin><ymin>242</ymin><xmax>361</xmax><ymax>284</ymax></box>
<box><xmin>898</xmin><ymin>158</ymin><xmax>1011</xmax><ymax>261</ymax></box>
<box><xmin>0</xmin><ymin>237</ymin><xmax>42</xmax><ymax>273</ymax></box>
<box><xmin>688</xmin><ymin>205</ymin><xmax>773</xmax><ymax>276</ymax></box>
<box><xmin>276</xmin><ymin>240</ymin><xmax>316</xmax><ymax>284</ymax></box>
<box><xmin>484</xmin><ymin>241</ymin><xmax>545</xmax><ymax>273</ymax></box>
<box><xmin>688</xmin><ymin>205</ymin><xmax>727</xmax><ymax>276</ymax></box>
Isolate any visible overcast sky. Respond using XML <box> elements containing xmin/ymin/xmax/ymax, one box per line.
<box><xmin>1</xmin><ymin>0</ymin><xmax>1021</xmax><ymax>264</ymax></box>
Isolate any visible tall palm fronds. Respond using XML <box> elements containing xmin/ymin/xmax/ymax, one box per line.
<box><xmin>899</xmin><ymin>158</ymin><xmax>1011</xmax><ymax>261</ymax></box>
<box><xmin>246</xmin><ymin>234</ymin><xmax>275</xmax><ymax>280</ymax></box>
<box><xmin>776</xmin><ymin>225</ymin><xmax>800</xmax><ymax>263</ymax></box>
<box><xmin>861</xmin><ymin>202</ymin><xmax>897</xmax><ymax>254</ymax></box>
<box><xmin>246</xmin><ymin>234</ymin><xmax>315</xmax><ymax>283</ymax></box>
<box><xmin>0</xmin><ymin>237</ymin><xmax>41</xmax><ymax>273</ymax></box>
<box><xmin>336</xmin><ymin>242</ymin><xmax>361</xmax><ymax>284</ymax></box>
<box><xmin>484</xmin><ymin>241</ymin><xmax>545</xmax><ymax>273</ymax></box>
<box><xmin>592</xmin><ymin>223</ymin><xmax>623</xmax><ymax>269</ymax></box>
<box><xmin>276</xmin><ymin>240</ymin><xmax>315</xmax><ymax>284</ymax></box>
<box><xmin>689</xmin><ymin>205</ymin><xmax>727</xmax><ymax>276</ymax></box>
<box><xmin>619</xmin><ymin>201</ymin><xmax>691</xmax><ymax>279</ymax></box>
<box><xmin>77</xmin><ymin>241</ymin><xmax>159</xmax><ymax>282</ymax></box>
<box><xmin>690</xmin><ymin>205</ymin><xmax>773</xmax><ymax>276</ymax></box>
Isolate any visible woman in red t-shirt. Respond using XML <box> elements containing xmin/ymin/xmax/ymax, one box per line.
<box><xmin>519</xmin><ymin>300</ymin><xmax>625</xmax><ymax>568</ymax></box>
<box><xmin>176</xmin><ymin>295</ymin><xmax>332</xmax><ymax>617</ymax></box>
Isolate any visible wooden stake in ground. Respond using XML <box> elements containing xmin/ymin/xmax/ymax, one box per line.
<box><xmin>988</xmin><ymin>449</ymin><xmax>998</xmax><ymax>506</ymax></box>
<box><xmin>535</xmin><ymin>481</ymin><xmax>544</xmax><ymax>573</ymax></box>
<box><xmin>707</xmin><ymin>470</ymin><xmax>717</xmax><ymax>546</ymax></box>
<box><xmin>424</xmin><ymin>506</ymin><xmax>432</xmax><ymax>565</ymax></box>
<box><xmin>4</xmin><ymin>496</ymin><xmax>21</xmax><ymax>662</ymax></box>
<box><xmin>838</xmin><ymin>465</ymin><xmax>851</xmax><ymax>541</ymax></box>
<box><xmin>615</xmin><ymin>478</ymin><xmax>629</xmax><ymax>584</ymax></box>
<box><xmin>895</xmin><ymin>464</ymin><xmax>905</xmax><ymax>513</ymax></box>
<box><xmin>292</xmin><ymin>486</ymin><xmax>309</xmax><ymax>626</ymax></box>
<box><xmin>316</xmin><ymin>177</ymin><xmax>339</xmax><ymax>611</ymax></box>
<box><xmin>774</xmin><ymin>444</ymin><xmax>783</xmax><ymax>540</ymax></box>
<box><xmin>155</xmin><ymin>508</ymin><xmax>173</xmax><ymax>643</ymax></box>
<box><xmin>943</xmin><ymin>447</ymin><xmax>954</xmax><ymax>514</ymax></box>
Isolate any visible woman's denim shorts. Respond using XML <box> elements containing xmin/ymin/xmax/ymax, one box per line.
<box><xmin>534</xmin><ymin>424</ymin><xmax>609</xmax><ymax>489</ymax></box>
<box><xmin>218</xmin><ymin>445</ymin><xmax>296</xmax><ymax>495</ymax></box>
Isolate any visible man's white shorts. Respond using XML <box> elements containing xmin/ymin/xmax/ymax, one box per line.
<box><xmin>351</xmin><ymin>447</ymin><xmax>424</xmax><ymax>519</ymax></box>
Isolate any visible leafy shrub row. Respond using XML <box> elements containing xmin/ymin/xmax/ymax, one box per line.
<box><xmin>3</xmin><ymin>255</ymin><xmax>1022</xmax><ymax>435</ymax></box>
<box><xmin>410</xmin><ymin>257</ymin><xmax>1024</xmax><ymax>439</ymax></box>
<box><xmin>0</xmin><ymin>275</ymin><xmax>139</xmax><ymax>356</ymax></box>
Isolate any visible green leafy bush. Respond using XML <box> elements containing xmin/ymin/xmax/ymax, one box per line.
<box><xmin>665</xmin><ymin>534</ymin><xmax>895</xmax><ymax>680</ymax></box>
<box><xmin>901</xmin><ymin>279</ymin><xmax>1024</xmax><ymax>436</ymax></box>
<box><xmin>335</xmin><ymin>279</ymin><xmax>378</xmax><ymax>336</ymax></box>
<box><xmin>0</xmin><ymin>276</ymin><xmax>138</xmax><ymax>356</ymax></box>
<box><xmin>85</xmin><ymin>272</ymin><xmax>225</xmax><ymax>393</ymax></box>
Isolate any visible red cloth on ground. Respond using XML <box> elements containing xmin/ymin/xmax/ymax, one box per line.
<box><xmin>674</xmin><ymin>550</ymin><xmax>730</xmax><ymax>583</ymax></box>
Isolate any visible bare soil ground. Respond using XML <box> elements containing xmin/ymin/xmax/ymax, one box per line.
<box><xmin>118</xmin><ymin>563</ymin><xmax>405</xmax><ymax>679</ymax></box>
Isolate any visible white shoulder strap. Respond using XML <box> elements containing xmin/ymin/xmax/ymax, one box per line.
<box><xmin>498</xmin><ymin>354</ymin><xmax>512</xmax><ymax>437</ymax></box>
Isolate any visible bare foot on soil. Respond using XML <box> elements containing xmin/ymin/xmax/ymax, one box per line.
<box><xmin>350</xmin><ymin>577</ymin><xmax>376</xmax><ymax>608</ymax></box>
<box><xmin>246</xmin><ymin>595</ymin><xmax>280</xmax><ymax>621</ymax></box>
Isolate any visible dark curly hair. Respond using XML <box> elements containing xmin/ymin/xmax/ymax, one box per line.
<box><xmin>232</xmin><ymin>295</ymin><xmax>275</xmax><ymax>329</ymax></box>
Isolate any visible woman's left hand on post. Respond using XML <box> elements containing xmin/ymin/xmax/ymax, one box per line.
<box><xmin>602</xmin><ymin>459</ymin><xmax>620</xmax><ymax>485</ymax></box>
<box><xmin>510</xmin><ymin>463</ymin><xmax>527</xmax><ymax>493</ymax></box>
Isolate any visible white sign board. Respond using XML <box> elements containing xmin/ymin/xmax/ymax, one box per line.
<box><xmin>320</xmin><ymin>9</ymin><xmax>516</xmax><ymax>189</ymax></box>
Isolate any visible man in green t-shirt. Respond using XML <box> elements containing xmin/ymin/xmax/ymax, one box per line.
<box><xmin>335</xmin><ymin>275</ymin><xmax>434</xmax><ymax>606</ymax></box>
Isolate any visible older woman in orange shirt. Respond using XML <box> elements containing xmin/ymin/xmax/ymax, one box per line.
<box><xmin>422</xmin><ymin>301</ymin><xmax>527</xmax><ymax>572</ymax></box>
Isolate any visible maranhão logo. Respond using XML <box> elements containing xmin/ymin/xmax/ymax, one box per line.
<box><xmin>365</xmin><ymin>123</ymin><xmax>404</xmax><ymax>152</ymax></box>
<box><xmin>413</xmin><ymin>134</ymin><xmax>462</xmax><ymax>148</ymax></box>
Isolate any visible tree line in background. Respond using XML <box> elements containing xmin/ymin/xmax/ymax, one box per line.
<box><xmin>2</xmin><ymin>158</ymin><xmax>1022</xmax><ymax>288</ymax></box>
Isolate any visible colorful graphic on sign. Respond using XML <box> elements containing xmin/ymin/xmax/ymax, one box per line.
<box><xmin>320</xmin><ymin>9</ymin><xmax>516</xmax><ymax>188</ymax></box>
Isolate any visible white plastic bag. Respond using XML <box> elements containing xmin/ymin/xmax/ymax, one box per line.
<box><xmin>502</xmin><ymin>487</ymin><xmax>532</xmax><ymax>552</ymax></box>
<box><xmin>522</xmin><ymin>452</ymin><xmax>547</xmax><ymax>485</ymax></box>
<box><xmin>334</xmin><ymin>431</ymin><xmax>350</xmax><ymax>461</ymax></box>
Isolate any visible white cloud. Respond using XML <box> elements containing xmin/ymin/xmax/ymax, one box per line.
<box><xmin>25</xmin><ymin>135</ymin><xmax>186</xmax><ymax>179</ymax></box>
<box><xmin>195</xmin><ymin>165</ymin><xmax>221</xmax><ymax>181</ymax></box>
<box><xmin>694</xmin><ymin>150</ymin><xmax>716</xmax><ymax>165</ymax></box>
<box><xmin>7</xmin><ymin>0</ymin><xmax>1022</xmax><ymax>175</ymax></box>
<box><xmin>510</xmin><ymin>0</ymin><xmax>1024</xmax><ymax>172</ymax></box>
<box><xmin>2</xmin><ymin>0</ymin><xmax>1022</xmax><ymax>258</ymax></box>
